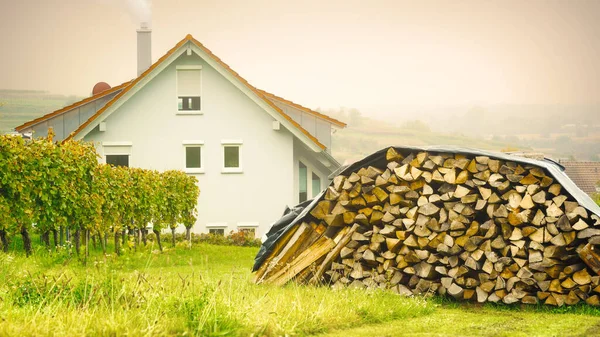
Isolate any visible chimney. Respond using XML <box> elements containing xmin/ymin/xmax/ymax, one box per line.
<box><xmin>136</xmin><ymin>22</ymin><xmax>152</xmax><ymax>77</ymax></box>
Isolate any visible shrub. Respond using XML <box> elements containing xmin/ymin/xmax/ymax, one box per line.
<box><xmin>153</xmin><ymin>231</ymin><xmax>262</xmax><ymax>247</ymax></box>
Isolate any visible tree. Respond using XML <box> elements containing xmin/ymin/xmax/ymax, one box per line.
<box><xmin>401</xmin><ymin>120</ymin><xmax>431</xmax><ymax>132</ymax></box>
<box><xmin>348</xmin><ymin>108</ymin><xmax>363</xmax><ymax>127</ymax></box>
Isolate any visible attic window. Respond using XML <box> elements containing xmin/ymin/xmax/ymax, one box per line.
<box><xmin>177</xmin><ymin>66</ymin><xmax>202</xmax><ymax>112</ymax></box>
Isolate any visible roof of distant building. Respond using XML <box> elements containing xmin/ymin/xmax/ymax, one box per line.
<box><xmin>559</xmin><ymin>160</ymin><xmax>600</xmax><ymax>194</ymax></box>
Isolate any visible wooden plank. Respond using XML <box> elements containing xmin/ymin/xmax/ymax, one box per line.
<box><xmin>310</xmin><ymin>224</ymin><xmax>360</xmax><ymax>285</ymax></box>
<box><xmin>263</xmin><ymin>236</ymin><xmax>337</xmax><ymax>286</ymax></box>
<box><xmin>256</xmin><ymin>223</ymin><xmax>314</xmax><ymax>284</ymax></box>
<box><xmin>579</xmin><ymin>243</ymin><xmax>600</xmax><ymax>276</ymax></box>
<box><xmin>253</xmin><ymin>223</ymin><xmax>300</xmax><ymax>283</ymax></box>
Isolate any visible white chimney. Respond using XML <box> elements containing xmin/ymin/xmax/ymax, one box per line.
<box><xmin>136</xmin><ymin>22</ymin><xmax>152</xmax><ymax>77</ymax></box>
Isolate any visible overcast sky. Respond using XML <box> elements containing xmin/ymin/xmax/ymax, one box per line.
<box><xmin>1</xmin><ymin>0</ymin><xmax>599</xmax><ymax>110</ymax></box>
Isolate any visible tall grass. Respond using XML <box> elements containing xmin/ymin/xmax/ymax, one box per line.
<box><xmin>0</xmin><ymin>242</ymin><xmax>433</xmax><ymax>336</ymax></box>
<box><xmin>3</xmin><ymin>240</ymin><xmax>600</xmax><ymax>336</ymax></box>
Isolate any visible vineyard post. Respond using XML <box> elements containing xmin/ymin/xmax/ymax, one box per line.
<box><xmin>20</xmin><ymin>225</ymin><xmax>32</xmax><ymax>256</ymax></box>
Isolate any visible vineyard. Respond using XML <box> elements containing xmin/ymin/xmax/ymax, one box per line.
<box><xmin>0</xmin><ymin>132</ymin><xmax>199</xmax><ymax>257</ymax></box>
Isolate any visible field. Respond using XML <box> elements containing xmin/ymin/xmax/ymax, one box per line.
<box><xmin>0</xmin><ymin>90</ymin><xmax>81</xmax><ymax>134</ymax></box>
<box><xmin>2</xmin><ymin>240</ymin><xmax>600</xmax><ymax>336</ymax></box>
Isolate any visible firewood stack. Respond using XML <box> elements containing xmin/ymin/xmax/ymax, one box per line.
<box><xmin>254</xmin><ymin>147</ymin><xmax>600</xmax><ymax>306</ymax></box>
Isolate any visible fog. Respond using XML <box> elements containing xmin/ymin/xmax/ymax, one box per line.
<box><xmin>1</xmin><ymin>0</ymin><xmax>599</xmax><ymax>115</ymax></box>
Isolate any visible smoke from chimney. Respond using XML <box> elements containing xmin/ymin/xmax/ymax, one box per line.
<box><xmin>126</xmin><ymin>0</ymin><xmax>152</xmax><ymax>27</ymax></box>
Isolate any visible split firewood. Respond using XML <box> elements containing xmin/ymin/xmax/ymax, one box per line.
<box><xmin>255</xmin><ymin>147</ymin><xmax>600</xmax><ymax>307</ymax></box>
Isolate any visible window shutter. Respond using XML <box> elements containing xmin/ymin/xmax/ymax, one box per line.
<box><xmin>177</xmin><ymin>69</ymin><xmax>201</xmax><ymax>96</ymax></box>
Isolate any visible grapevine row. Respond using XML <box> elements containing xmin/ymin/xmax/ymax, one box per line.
<box><xmin>0</xmin><ymin>133</ymin><xmax>199</xmax><ymax>256</ymax></box>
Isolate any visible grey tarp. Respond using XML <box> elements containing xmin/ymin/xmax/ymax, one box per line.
<box><xmin>253</xmin><ymin>146</ymin><xmax>600</xmax><ymax>271</ymax></box>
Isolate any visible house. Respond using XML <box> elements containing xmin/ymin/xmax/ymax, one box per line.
<box><xmin>15</xmin><ymin>24</ymin><xmax>346</xmax><ymax>238</ymax></box>
<box><xmin>558</xmin><ymin>160</ymin><xmax>600</xmax><ymax>195</ymax></box>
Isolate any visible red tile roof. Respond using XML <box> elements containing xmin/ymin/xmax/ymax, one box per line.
<box><xmin>559</xmin><ymin>161</ymin><xmax>600</xmax><ymax>194</ymax></box>
<box><xmin>55</xmin><ymin>34</ymin><xmax>343</xmax><ymax>150</ymax></box>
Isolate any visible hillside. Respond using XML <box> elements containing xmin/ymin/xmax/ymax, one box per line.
<box><xmin>0</xmin><ymin>90</ymin><xmax>83</xmax><ymax>134</ymax></box>
<box><xmin>2</xmin><ymin>93</ymin><xmax>598</xmax><ymax>163</ymax></box>
<box><xmin>330</xmin><ymin>116</ymin><xmax>529</xmax><ymax>165</ymax></box>
<box><xmin>326</xmin><ymin>107</ymin><xmax>600</xmax><ymax>164</ymax></box>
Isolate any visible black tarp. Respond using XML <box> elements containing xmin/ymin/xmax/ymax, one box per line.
<box><xmin>253</xmin><ymin>146</ymin><xmax>600</xmax><ymax>272</ymax></box>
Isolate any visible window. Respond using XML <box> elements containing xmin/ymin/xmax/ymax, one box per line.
<box><xmin>177</xmin><ymin>66</ymin><xmax>202</xmax><ymax>112</ymax></box>
<box><xmin>224</xmin><ymin>147</ymin><xmax>239</xmax><ymax>167</ymax></box>
<box><xmin>183</xmin><ymin>141</ymin><xmax>204</xmax><ymax>173</ymax></box>
<box><xmin>238</xmin><ymin>227</ymin><xmax>256</xmax><ymax>238</ymax></box>
<box><xmin>299</xmin><ymin>161</ymin><xmax>307</xmax><ymax>202</ymax></box>
<box><xmin>106</xmin><ymin>155</ymin><xmax>129</xmax><ymax>167</ymax></box>
<box><xmin>207</xmin><ymin>223</ymin><xmax>227</xmax><ymax>236</ymax></box>
<box><xmin>222</xmin><ymin>140</ymin><xmax>242</xmax><ymax>173</ymax></box>
<box><xmin>238</xmin><ymin>223</ymin><xmax>258</xmax><ymax>238</ymax></box>
<box><xmin>178</xmin><ymin>97</ymin><xmax>200</xmax><ymax>111</ymax></box>
<box><xmin>186</xmin><ymin>147</ymin><xmax>201</xmax><ymax>168</ymax></box>
<box><xmin>298</xmin><ymin>160</ymin><xmax>322</xmax><ymax>202</ymax></box>
<box><xmin>312</xmin><ymin>172</ymin><xmax>321</xmax><ymax>198</ymax></box>
<box><xmin>209</xmin><ymin>228</ymin><xmax>224</xmax><ymax>236</ymax></box>
<box><xmin>103</xmin><ymin>142</ymin><xmax>132</xmax><ymax>167</ymax></box>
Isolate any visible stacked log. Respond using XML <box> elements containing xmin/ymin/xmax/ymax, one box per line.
<box><xmin>254</xmin><ymin>148</ymin><xmax>600</xmax><ymax>306</ymax></box>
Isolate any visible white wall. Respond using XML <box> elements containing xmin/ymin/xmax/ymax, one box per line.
<box><xmin>85</xmin><ymin>52</ymin><xmax>296</xmax><ymax>238</ymax></box>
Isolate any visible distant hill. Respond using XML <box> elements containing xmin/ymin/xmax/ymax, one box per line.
<box><xmin>0</xmin><ymin>90</ymin><xmax>83</xmax><ymax>134</ymax></box>
<box><xmin>331</xmin><ymin>118</ymin><xmax>529</xmax><ymax>165</ymax></box>
<box><xmin>323</xmin><ymin>106</ymin><xmax>600</xmax><ymax>163</ymax></box>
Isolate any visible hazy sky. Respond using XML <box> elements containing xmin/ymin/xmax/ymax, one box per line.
<box><xmin>1</xmin><ymin>0</ymin><xmax>599</xmax><ymax>110</ymax></box>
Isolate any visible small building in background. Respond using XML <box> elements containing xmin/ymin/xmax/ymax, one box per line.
<box><xmin>558</xmin><ymin>160</ymin><xmax>600</xmax><ymax>195</ymax></box>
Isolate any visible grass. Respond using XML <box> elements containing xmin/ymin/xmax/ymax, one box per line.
<box><xmin>0</xmin><ymin>241</ymin><xmax>432</xmax><ymax>336</ymax></box>
<box><xmin>1</xmin><ymin>241</ymin><xmax>600</xmax><ymax>336</ymax></box>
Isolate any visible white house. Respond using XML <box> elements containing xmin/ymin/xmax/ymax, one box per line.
<box><xmin>16</xmin><ymin>25</ymin><xmax>346</xmax><ymax>238</ymax></box>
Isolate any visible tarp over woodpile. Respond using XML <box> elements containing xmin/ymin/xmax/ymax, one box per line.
<box><xmin>254</xmin><ymin>146</ymin><xmax>600</xmax><ymax>271</ymax></box>
<box><xmin>253</xmin><ymin>146</ymin><xmax>600</xmax><ymax>306</ymax></box>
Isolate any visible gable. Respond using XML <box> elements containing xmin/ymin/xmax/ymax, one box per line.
<box><xmin>87</xmin><ymin>51</ymin><xmax>292</xmax><ymax>142</ymax></box>
<box><xmin>15</xmin><ymin>34</ymin><xmax>345</xmax><ymax>159</ymax></box>
<box><xmin>67</xmin><ymin>35</ymin><xmax>333</xmax><ymax>153</ymax></box>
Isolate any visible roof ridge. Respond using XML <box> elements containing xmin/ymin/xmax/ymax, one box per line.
<box><xmin>62</xmin><ymin>34</ymin><xmax>333</xmax><ymax>151</ymax></box>
<box><xmin>257</xmin><ymin>89</ymin><xmax>347</xmax><ymax>127</ymax></box>
<box><xmin>64</xmin><ymin>34</ymin><xmax>193</xmax><ymax>141</ymax></box>
<box><xmin>186</xmin><ymin>35</ymin><xmax>328</xmax><ymax>149</ymax></box>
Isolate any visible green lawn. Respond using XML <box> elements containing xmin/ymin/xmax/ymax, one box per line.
<box><xmin>1</xmin><ymin>242</ymin><xmax>600</xmax><ymax>336</ymax></box>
